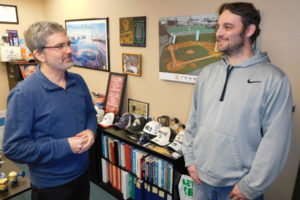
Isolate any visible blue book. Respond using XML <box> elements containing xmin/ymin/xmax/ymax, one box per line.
<box><xmin>149</xmin><ymin>159</ymin><xmax>153</xmax><ymax>183</ymax></box>
<box><xmin>132</xmin><ymin>149</ymin><xmax>137</xmax><ymax>175</ymax></box>
<box><xmin>155</xmin><ymin>158</ymin><xmax>159</xmax><ymax>185</ymax></box>
<box><xmin>101</xmin><ymin>133</ymin><xmax>105</xmax><ymax>157</ymax></box>
<box><xmin>161</xmin><ymin>159</ymin><xmax>165</xmax><ymax>188</ymax></box>
<box><xmin>167</xmin><ymin>163</ymin><xmax>173</xmax><ymax>193</ymax></box>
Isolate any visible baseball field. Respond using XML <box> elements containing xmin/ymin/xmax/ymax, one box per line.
<box><xmin>160</xmin><ymin>33</ymin><xmax>221</xmax><ymax>74</ymax></box>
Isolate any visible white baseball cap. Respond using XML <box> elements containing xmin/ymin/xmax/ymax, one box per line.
<box><xmin>168</xmin><ymin>140</ymin><xmax>182</xmax><ymax>152</ymax></box>
<box><xmin>168</xmin><ymin>130</ymin><xmax>184</xmax><ymax>151</ymax></box>
<box><xmin>143</xmin><ymin>121</ymin><xmax>161</xmax><ymax>136</ymax></box>
<box><xmin>151</xmin><ymin>127</ymin><xmax>171</xmax><ymax>146</ymax></box>
<box><xmin>99</xmin><ymin>112</ymin><xmax>115</xmax><ymax>128</ymax></box>
<box><xmin>174</xmin><ymin>131</ymin><xmax>184</xmax><ymax>142</ymax></box>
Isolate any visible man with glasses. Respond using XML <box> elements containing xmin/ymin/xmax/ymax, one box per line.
<box><xmin>3</xmin><ymin>21</ymin><xmax>97</xmax><ymax>200</ymax></box>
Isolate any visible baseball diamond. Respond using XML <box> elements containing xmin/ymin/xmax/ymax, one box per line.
<box><xmin>161</xmin><ymin>40</ymin><xmax>221</xmax><ymax>73</ymax></box>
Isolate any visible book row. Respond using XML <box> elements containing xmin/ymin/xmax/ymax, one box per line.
<box><xmin>101</xmin><ymin>158</ymin><xmax>172</xmax><ymax>200</ymax></box>
<box><xmin>101</xmin><ymin>133</ymin><xmax>173</xmax><ymax>192</ymax></box>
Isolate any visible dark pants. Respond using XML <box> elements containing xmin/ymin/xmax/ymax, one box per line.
<box><xmin>31</xmin><ymin>170</ymin><xmax>90</xmax><ymax>200</ymax></box>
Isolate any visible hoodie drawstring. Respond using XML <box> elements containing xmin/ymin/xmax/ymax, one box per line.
<box><xmin>220</xmin><ymin>65</ymin><xmax>234</xmax><ymax>102</ymax></box>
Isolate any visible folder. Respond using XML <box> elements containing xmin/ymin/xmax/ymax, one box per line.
<box><xmin>134</xmin><ymin>178</ymin><xmax>144</xmax><ymax>200</ymax></box>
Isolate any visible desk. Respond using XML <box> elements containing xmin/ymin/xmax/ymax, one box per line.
<box><xmin>0</xmin><ymin>157</ymin><xmax>31</xmax><ymax>200</ymax></box>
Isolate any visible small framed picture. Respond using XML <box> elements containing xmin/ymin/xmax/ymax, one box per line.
<box><xmin>122</xmin><ymin>53</ymin><xmax>141</xmax><ymax>76</ymax></box>
<box><xmin>128</xmin><ymin>98</ymin><xmax>149</xmax><ymax>118</ymax></box>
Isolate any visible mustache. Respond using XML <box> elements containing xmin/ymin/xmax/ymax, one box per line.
<box><xmin>64</xmin><ymin>53</ymin><xmax>73</xmax><ymax>59</ymax></box>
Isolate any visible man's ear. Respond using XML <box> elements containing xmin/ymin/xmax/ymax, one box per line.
<box><xmin>33</xmin><ymin>49</ymin><xmax>45</xmax><ymax>62</ymax></box>
<box><xmin>246</xmin><ymin>24</ymin><xmax>256</xmax><ymax>39</ymax></box>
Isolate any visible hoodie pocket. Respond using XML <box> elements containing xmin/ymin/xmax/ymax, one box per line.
<box><xmin>193</xmin><ymin>126</ymin><xmax>243</xmax><ymax>180</ymax></box>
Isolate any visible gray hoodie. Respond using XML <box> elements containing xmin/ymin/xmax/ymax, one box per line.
<box><xmin>182</xmin><ymin>49</ymin><xmax>293</xmax><ymax>199</ymax></box>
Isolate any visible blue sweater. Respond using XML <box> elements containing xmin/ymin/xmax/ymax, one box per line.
<box><xmin>182</xmin><ymin>50</ymin><xmax>293</xmax><ymax>199</ymax></box>
<box><xmin>3</xmin><ymin>68</ymin><xmax>97</xmax><ymax>188</ymax></box>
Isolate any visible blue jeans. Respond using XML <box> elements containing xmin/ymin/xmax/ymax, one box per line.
<box><xmin>194</xmin><ymin>182</ymin><xmax>264</xmax><ymax>200</ymax></box>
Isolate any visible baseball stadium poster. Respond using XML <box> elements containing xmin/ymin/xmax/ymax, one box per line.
<box><xmin>159</xmin><ymin>14</ymin><xmax>221</xmax><ymax>84</ymax></box>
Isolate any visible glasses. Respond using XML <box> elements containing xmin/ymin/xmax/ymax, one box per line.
<box><xmin>42</xmin><ymin>41</ymin><xmax>72</xmax><ymax>50</ymax></box>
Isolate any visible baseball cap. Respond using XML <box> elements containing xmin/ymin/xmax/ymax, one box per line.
<box><xmin>114</xmin><ymin>112</ymin><xmax>135</xmax><ymax>129</ymax></box>
<box><xmin>99</xmin><ymin>112</ymin><xmax>115</xmax><ymax>128</ymax></box>
<box><xmin>174</xmin><ymin>130</ymin><xmax>184</xmax><ymax>142</ymax></box>
<box><xmin>168</xmin><ymin>130</ymin><xmax>184</xmax><ymax>151</ymax></box>
<box><xmin>125</xmin><ymin>117</ymin><xmax>147</xmax><ymax>134</ymax></box>
<box><xmin>151</xmin><ymin>127</ymin><xmax>171</xmax><ymax>146</ymax></box>
<box><xmin>143</xmin><ymin>121</ymin><xmax>161</xmax><ymax>136</ymax></box>
<box><xmin>137</xmin><ymin>134</ymin><xmax>150</xmax><ymax>145</ymax></box>
<box><xmin>168</xmin><ymin>140</ymin><xmax>182</xmax><ymax>152</ymax></box>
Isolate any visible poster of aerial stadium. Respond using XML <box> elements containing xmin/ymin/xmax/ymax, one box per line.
<box><xmin>159</xmin><ymin>14</ymin><xmax>221</xmax><ymax>83</ymax></box>
<box><xmin>65</xmin><ymin>18</ymin><xmax>110</xmax><ymax>71</ymax></box>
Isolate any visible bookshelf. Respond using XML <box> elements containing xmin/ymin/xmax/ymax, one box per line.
<box><xmin>89</xmin><ymin>126</ymin><xmax>186</xmax><ymax>200</ymax></box>
<box><xmin>6</xmin><ymin>60</ymin><xmax>38</xmax><ymax>90</ymax></box>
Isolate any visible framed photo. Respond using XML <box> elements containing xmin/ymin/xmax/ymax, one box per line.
<box><xmin>128</xmin><ymin>99</ymin><xmax>149</xmax><ymax>118</ymax></box>
<box><xmin>0</xmin><ymin>4</ymin><xmax>18</xmax><ymax>24</ymax></box>
<box><xmin>122</xmin><ymin>53</ymin><xmax>141</xmax><ymax>76</ymax></box>
<box><xmin>65</xmin><ymin>18</ymin><xmax>110</xmax><ymax>71</ymax></box>
<box><xmin>120</xmin><ymin>16</ymin><xmax>146</xmax><ymax>47</ymax></box>
<box><xmin>19</xmin><ymin>64</ymin><xmax>38</xmax><ymax>79</ymax></box>
<box><xmin>104</xmin><ymin>73</ymin><xmax>127</xmax><ymax>116</ymax></box>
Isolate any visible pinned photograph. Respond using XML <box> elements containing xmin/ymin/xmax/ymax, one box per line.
<box><xmin>122</xmin><ymin>53</ymin><xmax>141</xmax><ymax>76</ymax></box>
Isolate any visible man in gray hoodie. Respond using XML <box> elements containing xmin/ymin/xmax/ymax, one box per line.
<box><xmin>182</xmin><ymin>2</ymin><xmax>293</xmax><ymax>200</ymax></box>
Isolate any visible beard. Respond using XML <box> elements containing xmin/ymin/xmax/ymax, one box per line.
<box><xmin>217</xmin><ymin>29</ymin><xmax>246</xmax><ymax>56</ymax></box>
<box><xmin>45</xmin><ymin>53</ymin><xmax>74</xmax><ymax>71</ymax></box>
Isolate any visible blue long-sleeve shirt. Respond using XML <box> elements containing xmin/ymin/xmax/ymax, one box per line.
<box><xmin>3</xmin><ymin>67</ymin><xmax>97</xmax><ymax>188</ymax></box>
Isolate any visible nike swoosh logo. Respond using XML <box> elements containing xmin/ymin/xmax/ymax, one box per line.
<box><xmin>247</xmin><ymin>79</ymin><xmax>262</xmax><ymax>83</ymax></box>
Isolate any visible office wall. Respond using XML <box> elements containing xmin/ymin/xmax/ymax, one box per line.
<box><xmin>1</xmin><ymin>0</ymin><xmax>299</xmax><ymax>199</ymax></box>
<box><xmin>44</xmin><ymin>0</ymin><xmax>300</xmax><ymax>199</ymax></box>
<box><xmin>0</xmin><ymin>0</ymin><xmax>45</xmax><ymax>109</ymax></box>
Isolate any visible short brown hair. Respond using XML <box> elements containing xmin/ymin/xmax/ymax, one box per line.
<box><xmin>218</xmin><ymin>2</ymin><xmax>261</xmax><ymax>44</ymax></box>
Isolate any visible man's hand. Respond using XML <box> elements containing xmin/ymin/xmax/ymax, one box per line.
<box><xmin>75</xmin><ymin>129</ymin><xmax>95</xmax><ymax>153</ymax></box>
<box><xmin>68</xmin><ymin>135</ymin><xmax>88</xmax><ymax>154</ymax></box>
<box><xmin>228</xmin><ymin>185</ymin><xmax>248</xmax><ymax>200</ymax></box>
<box><xmin>187</xmin><ymin>164</ymin><xmax>203</xmax><ymax>184</ymax></box>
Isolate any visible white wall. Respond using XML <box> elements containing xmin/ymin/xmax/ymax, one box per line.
<box><xmin>0</xmin><ymin>0</ymin><xmax>299</xmax><ymax>199</ymax></box>
<box><xmin>0</xmin><ymin>0</ymin><xmax>45</xmax><ymax>109</ymax></box>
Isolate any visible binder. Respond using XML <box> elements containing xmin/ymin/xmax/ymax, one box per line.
<box><xmin>151</xmin><ymin>186</ymin><xmax>159</xmax><ymax>199</ymax></box>
<box><xmin>116</xmin><ymin>166</ymin><xmax>121</xmax><ymax>191</ymax></box>
<box><xmin>134</xmin><ymin>178</ymin><xmax>144</xmax><ymax>200</ymax></box>
<box><xmin>144</xmin><ymin>183</ymin><xmax>152</xmax><ymax>200</ymax></box>
<box><xmin>129</xmin><ymin>174</ymin><xmax>135</xmax><ymax>199</ymax></box>
<box><xmin>101</xmin><ymin>133</ymin><xmax>106</xmax><ymax>157</ymax></box>
<box><xmin>164</xmin><ymin>161</ymin><xmax>168</xmax><ymax>190</ymax></box>
<box><xmin>113</xmin><ymin>139</ymin><xmax>119</xmax><ymax>166</ymax></box>
<box><xmin>158</xmin><ymin>189</ymin><xmax>166</xmax><ymax>200</ymax></box>
<box><xmin>121</xmin><ymin>170</ymin><xmax>130</xmax><ymax>199</ymax></box>
<box><xmin>109</xmin><ymin>163</ymin><xmax>113</xmax><ymax>185</ymax></box>
<box><xmin>120</xmin><ymin>143</ymin><xmax>126</xmax><ymax>168</ymax></box>
<box><xmin>101</xmin><ymin>158</ymin><xmax>108</xmax><ymax>183</ymax></box>
<box><xmin>132</xmin><ymin>149</ymin><xmax>137</xmax><ymax>175</ymax></box>
<box><xmin>124</xmin><ymin>144</ymin><xmax>132</xmax><ymax>171</ymax></box>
